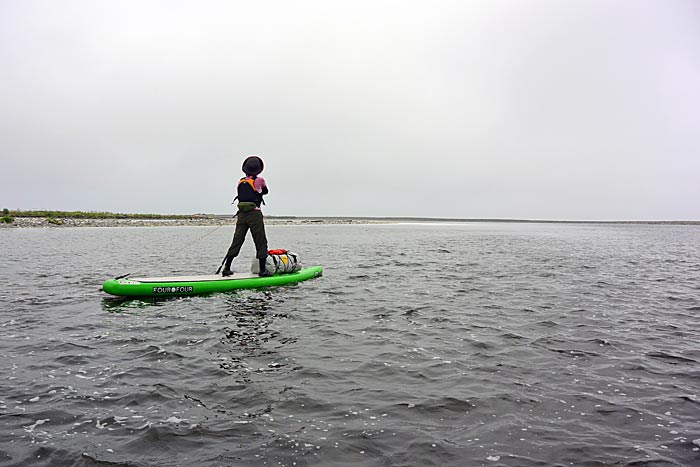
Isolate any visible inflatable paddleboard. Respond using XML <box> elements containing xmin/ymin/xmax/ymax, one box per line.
<box><xmin>102</xmin><ymin>266</ymin><xmax>323</xmax><ymax>297</ymax></box>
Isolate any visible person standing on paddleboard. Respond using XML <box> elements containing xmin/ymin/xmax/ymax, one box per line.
<box><xmin>221</xmin><ymin>155</ymin><xmax>272</xmax><ymax>277</ymax></box>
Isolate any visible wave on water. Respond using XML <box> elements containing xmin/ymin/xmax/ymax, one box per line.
<box><xmin>1</xmin><ymin>223</ymin><xmax>699</xmax><ymax>466</ymax></box>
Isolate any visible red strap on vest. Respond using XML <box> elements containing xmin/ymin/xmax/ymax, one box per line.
<box><xmin>268</xmin><ymin>249</ymin><xmax>288</xmax><ymax>255</ymax></box>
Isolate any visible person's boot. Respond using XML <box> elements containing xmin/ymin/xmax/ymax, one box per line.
<box><xmin>258</xmin><ymin>257</ymin><xmax>273</xmax><ymax>277</ymax></box>
<box><xmin>222</xmin><ymin>256</ymin><xmax>234</xmax><ymax>277</ymax></box>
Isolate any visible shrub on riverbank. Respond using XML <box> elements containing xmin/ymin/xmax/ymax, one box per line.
<box><xmin>1</xmin><ymin>215</ymin><xmax>14</xmax><ymax>224</ymax></box>
<box><xmin>9</xmin><ymin>210</ymin><xmax>193</xmax><ymax>220</ymax></box>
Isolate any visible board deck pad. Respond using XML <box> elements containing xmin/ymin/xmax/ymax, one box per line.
<box><xmin>131</xmin><ymin>273</ymin><xmax>259</xmax><ymax>282</ymax></box>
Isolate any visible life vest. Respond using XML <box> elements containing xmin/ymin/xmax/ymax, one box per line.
<box><xmin>236</xmin><ymin>176</ymin><xmax>264</xmax><ymax>207</ymax></box>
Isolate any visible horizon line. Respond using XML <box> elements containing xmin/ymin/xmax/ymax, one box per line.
<box><xmin>264</xmin><ymin>215</ymin><xmax>700</xmax><ymax>225</ymax></box>
<box><xmin>5</xmin><ymin>210</ymin><xmax>699</xmax><ymax>225</ymax></box>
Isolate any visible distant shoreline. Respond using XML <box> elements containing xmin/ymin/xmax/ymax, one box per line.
<box><xmin>0</xmin><ymin>216</ymin><xmax>389</xmax><ymax>228</ymax></box>
<box><xmin>0</xmin><ymin>211</ymin><xmax>698</xmax><ymax>228</ymax></box>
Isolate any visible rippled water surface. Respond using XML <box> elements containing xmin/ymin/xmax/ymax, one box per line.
<box><xmin>1</xmin><ymin>222</ymin><xmax>699</xmax><ymax>466</ymax></box>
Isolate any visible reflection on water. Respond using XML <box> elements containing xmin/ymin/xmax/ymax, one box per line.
<box><xmin>101</xmin><ymin>296</ymin><xmax>171</xmax><ymax>311</ymax></box>
<box><xmin>218</xmin><ymin>292</ymin><xmax>288</xmax><ymax>380</ymax></box>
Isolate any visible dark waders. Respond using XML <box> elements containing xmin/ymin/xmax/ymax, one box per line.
<box><xmin>222</xmin><ymin>210</ymin><xmax>268</xmax><ymax>275</ymax></box>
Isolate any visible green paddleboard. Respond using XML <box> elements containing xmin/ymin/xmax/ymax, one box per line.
<box><xmin>102</xmin><ymin>266</ymin><xmax>323</xmax><ymax>297</ymax></box>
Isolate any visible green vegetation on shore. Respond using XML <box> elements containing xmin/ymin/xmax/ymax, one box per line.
<box><xmin>1</xmin><ymin>208</ymin><xmax>14</xmax><ymax>223</ymax></box>
<box><xmin>7</xmin><ymin>210</ymin><xmax>195</xmax><ymax>220</ymax></box>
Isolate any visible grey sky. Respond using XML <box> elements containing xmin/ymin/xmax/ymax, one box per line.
<box><xmin>1</xmin><ymin>0</ymin><xmax>699</xmax><ymax>220</ymax></box>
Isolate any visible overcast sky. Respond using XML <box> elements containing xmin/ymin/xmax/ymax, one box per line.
<box><xmin>1</xmin><ymin>0</ymin><xmax>699</xmax><ymax>220</ymax></box>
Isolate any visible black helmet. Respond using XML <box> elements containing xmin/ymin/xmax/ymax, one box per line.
<box><xmin>242</xmin><ymin>155</ymin><xmax>264</xmax><ymax>176</ymax></box>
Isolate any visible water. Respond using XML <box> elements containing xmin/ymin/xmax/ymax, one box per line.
<box><xmin>1</xmin><ymin>223</ymin><xmax>699</xmax><ymax>466</ymax></box>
